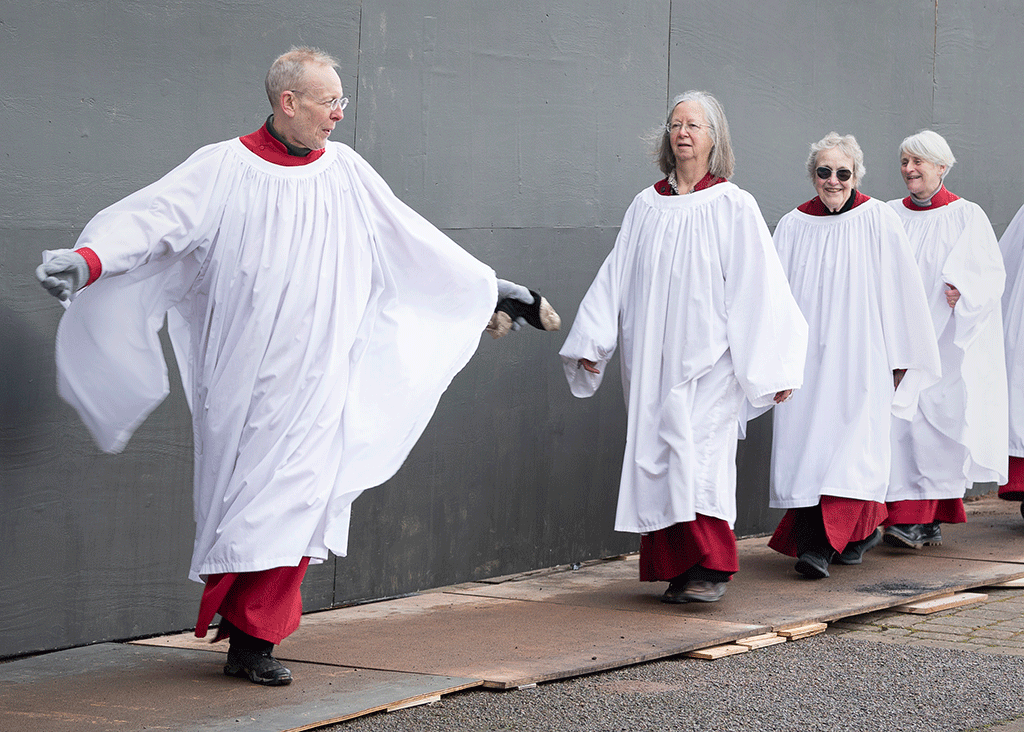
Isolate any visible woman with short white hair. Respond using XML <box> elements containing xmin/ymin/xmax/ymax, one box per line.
<box><xmin>768</xmin><ymin>132</ymin><xmax>941</xmax><ymax>579</ymax></box>
<box><xmin>882</xmin><ymin>130</ymin><xmax>1007</xmax><ymax>549</ymax></box>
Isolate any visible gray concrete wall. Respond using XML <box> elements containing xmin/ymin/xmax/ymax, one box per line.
<box><xmin>2</xmin><ymin>0</ymin><xmax>1022</xmax><ymax>658</ymax></box>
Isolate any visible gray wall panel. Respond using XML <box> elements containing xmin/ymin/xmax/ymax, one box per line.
<box><xmin>356</xmin><ymin>1</ymin><xmax>670</xmax><ymax>228</ymax></box>
<box><xmin>932</xmin><ymin>0</ymin><xmax>1024</xmax><ymax>233</ymax></box>
<box><xmin>669</xmin><ymin>0</ymin><xmax>937</xmax><ymax>224</ymax></box>
<box><xmin>1</xmin><ymin>0</ymin><xmax>361</xmax><ymax>230</ymax></box>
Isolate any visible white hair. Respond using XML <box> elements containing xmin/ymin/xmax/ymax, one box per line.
<box><xmin>899</xmin><ymin>129</ymin><xmax>956</xmax><ymax>171</ymax></box>
<box><xmin>806</xmin><ymin>131</ymin><xmax>866</xmax><ymax>186</ymax></box>
<box><xmin>265</xmin><ymin>47</ymin><xmax>339</xmax><ymax>110</ymax></box>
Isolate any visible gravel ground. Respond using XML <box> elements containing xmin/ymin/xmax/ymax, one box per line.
<box><xmin>329</xmin><ymin>633</ymin><xmax>1024</xmax><ymax>732</ymax></box>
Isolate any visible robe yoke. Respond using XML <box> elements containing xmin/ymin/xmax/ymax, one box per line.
<box><xmin>559</xmin><ymin>183</ymin><xmax>807</xmax><ymax>533</ymax></box>
<box><xmin>47</xmin><ymin>139</ymin><xmax>497</xmax><ymax>581</ymax></box>
<box><xmin>886</xmin><ymin>198</ymin><xmax>1007</xmax><ymax>497</ymax></box>
<box><xmin>770</xmin><ymin>198</ymin><xmax>941</xmax><ymax>509</ymax></box>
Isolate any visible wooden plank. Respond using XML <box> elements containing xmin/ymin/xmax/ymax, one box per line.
<box><xmin>685</xmin><ymin>644</ymin><xmax>750</xmax><ymax>660</ymax></box>
<box><xmin>895</xmin><ymin>592</ymin><xmax>988</xmax><ymax>615</ymax></box>
<box><xmin>736</xmin><ymin>634</ymin><xmax>786</xmax><ymax>650</ymax></box>
<box><xmin>777</xmin><ymin>622</ymin><xmax>827</xmax><ymax>638</ymax></box>
<box><xmin>987</xmin><ymin>577</ymin><xmax>1024</xmax><ymax>588</ymax></box>
<box><xmin>387</xmin><ymin>693</ymin><xmax>441</xmax><ymax>712</ymax></box>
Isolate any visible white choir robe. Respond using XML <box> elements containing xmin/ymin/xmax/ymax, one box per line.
<box><xmin>559</xmin><ymin>183</ymin><xmax>808</xmax><ymax>534</ymax></box>
<box><xmin>886</xmin><ymin>197</ymin><xmax>1007</xmax><ymax>499</ymax></box>
<box><xmin>46</xmin><ymin>139</ymin><xmax>497</xmax><ymax>582</ymax></box>
<box><xmin>771</xmin><ymin>197</ymin><xmax>941</xmax><ymax>510</ymax></box>
<box><xmin>999</xmin><ymin>203</ymin><xmax>1024</xmax><ymax>457</ymax></box>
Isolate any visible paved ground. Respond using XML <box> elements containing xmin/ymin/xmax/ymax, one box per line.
<box><xmin>329</xmin><ymin>582</ymin><xmax>1024</xmax><ymax>732</ymax></box>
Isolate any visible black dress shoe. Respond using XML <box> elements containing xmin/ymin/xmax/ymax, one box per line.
<box><xmin>834</xmin><ymin>527</ymin><xmax>882</xmax><ymax>565</ymax></box>
<box><xmin>919</xmin><ymin>521</ymin><xmax>942</xmax><ymax>545</ymax></box>
<box><xmin>795</xmin><ymin>550</ymin><xmax>831</xmax><ymax>579</ymax></box>
<box><xmin>224</xmin><ymin>645</ymin><xmax>293</xmax><ymax>686</ymax></box>
<box><xmin>883</xmin><ymin>523</ymin><xmax>926</xmax><ymax>549</ymax></box>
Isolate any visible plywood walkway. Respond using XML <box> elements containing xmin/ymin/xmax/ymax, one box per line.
<box><xmin>3</xmin><ymin>495</ymin><xmax>1023</xmax><ymax>731</ymax></box>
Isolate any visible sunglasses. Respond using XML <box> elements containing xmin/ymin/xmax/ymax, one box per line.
<box><xmin>816</xmin><ymin>166</ymin><xmax>853</xmax><ymax>182</ymax></box>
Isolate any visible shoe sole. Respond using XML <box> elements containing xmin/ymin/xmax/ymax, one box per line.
<box><xmin>660</xmin><ymin>594</ymin><xmax>690</xmax><ymax>604</ymax></box>
<box><xmin>224</xmin><ymin>663</ymin><xmax>293</xmax><ymax>686</ymax></box>
<box><xmin>681</xmin><ymin>592</ymin><xmax>725</xmax><ymax>603</ymax></box>
<box><xmin>881</xmin><ymin>532</ymin><xmax>923</xmax><ymax>550</ymax></box>
<box><xmin>794</xmin><ymin>559</ymin><xmax>829</xmax><ymax>579</ymax></box>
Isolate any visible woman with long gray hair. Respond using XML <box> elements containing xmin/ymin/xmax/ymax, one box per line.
<box><xmin>559</xmin><ymin>91</ymin><xmax>807</xmax><ymax>603</ymax></box>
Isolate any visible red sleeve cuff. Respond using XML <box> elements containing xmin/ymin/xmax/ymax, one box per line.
<box><xmin>77</xmin><ymin>247</ymin><xmax>102</xmax><ymax>286</ymax></box>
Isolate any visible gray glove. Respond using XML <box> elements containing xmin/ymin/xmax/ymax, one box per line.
<box><xmin>36</xmin><ymin>251</ymin><xmax>90</xmax><ymax>301</ymax></box>
<box><xmin>496</xmin><ymin>278</ymin><xmax>534</xmax><ymax>331</ymax></box>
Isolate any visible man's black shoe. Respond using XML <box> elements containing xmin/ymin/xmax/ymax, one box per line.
<box><xmin>224</xmin><ymin>646</ymin><xmax>293</xmax><ymax>686</ymax></box>
<box><xmin>795</xmin><ymin>550</ymin><xmax>831</xmax><ymax>579</ymax></box>
<box><xmin>834</xmin><ymin>527</ymin><xmax>882</xmax><ymax>565</ymax></box>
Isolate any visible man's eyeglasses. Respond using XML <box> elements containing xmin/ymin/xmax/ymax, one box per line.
<box><xmin>290</xmin><ymin>90</ymin><xmax>349</xmax><ymax>111</ymax></box>
<box><xmin>816</xmin><ymin>166</ymin><xmax>852</xmax><ymax>182</ymax></box>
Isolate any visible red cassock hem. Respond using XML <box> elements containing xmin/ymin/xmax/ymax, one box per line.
<box><xmin>999</xmin><ymin>457</ymin><xmax>1024</xmax><ymax>500</ymax></box>
<box><xmin>884</xmin><ymin>499</ymin><xmax>966</xmax><ymax>525</ymax></box>
<box><xmin>639</xmin><ymin>514</ymin><xmax>738</xmax><ymax>581</ymax></box>
<box><xmin>768</xmin><ymin>496</ymin><xmax>887</xmax><ymax>557</ymax></box>
<box><xmin>194</xmin><ymin>558</ymin><xmax>310</xmax><ymax>645</ymax></box>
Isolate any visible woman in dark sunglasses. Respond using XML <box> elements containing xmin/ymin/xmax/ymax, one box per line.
<box><xmin>883</xmin><ymin>130</ymin><xmax>1008</xmax><ymax>547</ymax></box>
<box><xmin>765</xmin><ymin>132</ymin><xmax>941</xmax><ymax>580</ymax></box>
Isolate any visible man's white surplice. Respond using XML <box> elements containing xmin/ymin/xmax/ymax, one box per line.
<box><xmin>999</xmin><ymin>203</ymin><xmax>1024</xmax><ymax>457</ymax></box>
<box><xmin>47</xmin><ymin>140</ymin><xmax>496</xmax><ymax>581</ymax></box>
<box><xmin>770</xmin><ymin>198</ymin><xmax>941</xmax><ymax>510</ymax></box>
<box><xmin>886</xmin><ymin>197</ymin><xmax>1007</xmax><ymax>497</ymax></box>
<box><xmin>559</xmin><ymin>183</ymin><xmax>807</xmax><ymax>534</ymax></box>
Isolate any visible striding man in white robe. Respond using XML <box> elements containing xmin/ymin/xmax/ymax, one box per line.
<box><xmin>35</xmin><ymin>47</ymin><xmax>537</xmax><ymax>686</ymax></box>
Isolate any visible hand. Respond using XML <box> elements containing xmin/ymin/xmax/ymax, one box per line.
<box><xmin>579</xmin><ymin>358</ymin><xmax>600</xmax><ymax>374</ymax></box>
<box><xmin>945</xmin><ymin>283</ymin><xmax>960</xmax><ymax>309</ymax></box>
<box><xmin>893</xmin><ymin>369</ymin><xmax>906</xmax><ymax>389</ymax></box>
<box><xmin>36</xmin><ymin>251</ymin><xmax>89</xmax><ymax>301</ymax></box>
<box><xmin>773</xmin><ymin>389</ymin><xmax>793</xmax><ymax>404</ymax></box>
<box><xmin>496</xmin><ymin>278</ymin><xmax>534</xmax><ymax>305</ymax></box>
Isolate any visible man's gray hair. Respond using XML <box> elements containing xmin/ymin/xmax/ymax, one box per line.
<box><xmin>655</xmin><ymin>90</ymin><xmax>735</xmax><ymax>180</ymax></box>
<box><xmin>806</xmin><ymin>131</ymin><xmax>866</xmax><ymax>186</ymax></box>
<box><xmin>265</xmin><ymin>47</ymin><xmax>340</xmax><ymax>109</ymax></box>
<box><xmin>899</xmin><ymin>129</ymin><xmax>956</xmax><ymax>171</ymax></box>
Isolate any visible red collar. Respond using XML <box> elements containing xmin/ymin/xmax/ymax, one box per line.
<box><xmin>902</xmin><ymin>185</ymin><xmax>959</xmax><ymax>210</ymax></box>
<box><xmin>797</xmin><ymin>190</ymin><xmax>870</xmax><ymax>216</ymax></box>
<box><xmin>239</xmin><ymin>124</ymin><xmax>326</xmax><ymax>166</ymax></box>
<box><xmin>655</xmin><ymin>172</ymin><xmax>727</xmax><ymax>196</ymax></box>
